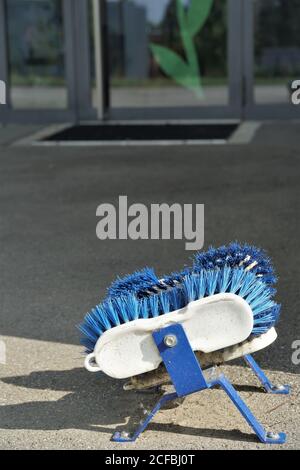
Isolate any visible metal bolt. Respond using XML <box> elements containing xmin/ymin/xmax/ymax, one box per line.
<box><xmin>273</xmin><ymin>384</ymin><xmax>285</xmax><ymax>391</ymax></box>
<box><xmin>164</xmin><ymin>334</ymin><xmax>177</xmax><ymax>348</ymax></box>
<box><xmin>267</xmin><ymin>432</ymin><xmax>280</xmax><ymax>440</ymax></box>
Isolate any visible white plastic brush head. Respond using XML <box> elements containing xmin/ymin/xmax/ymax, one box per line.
<box><xmin>85</xmin><ymin>293</ymin><xmax>253</xmax><ymax>379</ymax></box>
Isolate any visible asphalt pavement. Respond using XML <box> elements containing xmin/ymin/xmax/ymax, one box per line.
<box><xmin>0</xmin><ymin>122</ymin><xmax>299</xmax><ymax>449</ymax></box>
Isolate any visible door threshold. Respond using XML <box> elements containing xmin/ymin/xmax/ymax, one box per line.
<box><xmin>12</xmin><ymin>121</ymin><xmax>261</xmax><ymax>147</ymax></box>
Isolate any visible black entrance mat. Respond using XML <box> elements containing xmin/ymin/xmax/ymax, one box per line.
<box><xmin>42</xmin><ymin>123</ymin><xmax>238</xmax><ymax>142</ymax></box>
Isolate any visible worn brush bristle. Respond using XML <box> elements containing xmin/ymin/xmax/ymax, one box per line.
<box><xmin>107</xmin><ymin>267</ymin><xmax>159</xmax><ymax>298</ymax></box>
<box><xmin>79</xmin><ymin>264</ymin><xmax>280</xmax><ymax>353</ymax></box>
<box><xmin>193</xmin><ymin>242</ymin><xmax>276</xmax><ymax>285</ymax></box>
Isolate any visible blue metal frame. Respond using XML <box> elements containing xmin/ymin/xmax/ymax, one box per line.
<box><xmin>112</xmin><ymin>324</ymin><xmax>288</xmax><ymax>444</ymax></box>
<box><xmin>244</xmin><ymin>354</ymin><xmax>290</xmax><ymax>394</ymax></box>
<box><xmin>152</xmin><ymin>324</ymin><xmax>208</xmax><ymax>396</ymax></box>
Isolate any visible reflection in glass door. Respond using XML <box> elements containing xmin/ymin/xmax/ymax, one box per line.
<box><xmin>243</xmin><ymin>0</ymin><xmax>300</xmax><ymax>118</ymax></box>
<box><xmin>254</xmin><ymin>0</ymin><xmax>300</xmax><ymax>105</ymax></box>
<box><xmin>6</xmin><ymin>0</ymin><xmax>67</xmax><ymax>109</ymax></box>
<box><xmin>100</xmin><ymin>0</ymin><xmax>232</xmax><ymax>118</ymax></box>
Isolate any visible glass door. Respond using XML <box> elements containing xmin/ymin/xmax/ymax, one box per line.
<box><xmin>243</xmin><ymin>0</ymin><xmax>300</xmax><ymax>119</ymax></box>
<box><xmin>1</xmin><ymin>0</ymin><xmax>94</xmax><ymax>123</ymax></box>
<box><xmin>99</xmin><ymin>0</ymin><xmax>242</xmax><ymax>120</ymax></box>
<box><xmin>6</xmin><ymin>0</ymin><xmax>68</xmax><ymax>109</ymax></box>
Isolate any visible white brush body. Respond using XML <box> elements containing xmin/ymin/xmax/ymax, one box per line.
<box><xmin>84</xmin><ymin>293</ymin><xmax>254</xmax><ymax>379</ymax></box>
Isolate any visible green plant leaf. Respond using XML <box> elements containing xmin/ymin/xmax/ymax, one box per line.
<box><xmin>176</xmin><ymin>0</ymin><xmax>188</xmax><ymax>32</ymax></box>
<box><xmin>187</xmin><ymin>0</ymin><xmax>214</xmax><ymax>37</ymax></box>
<box><xmin>150</xmin><ymin>43</ymin><xmax>201</xmax><ymax>93</ymax></box>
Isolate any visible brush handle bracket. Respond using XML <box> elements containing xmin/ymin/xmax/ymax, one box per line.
<box><xmin>112</xmin><ymin>323</ymin><xmax>288</xmax><ymax>444</ymax></box>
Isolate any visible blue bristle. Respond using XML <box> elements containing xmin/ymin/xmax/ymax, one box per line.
<box><xmin>193</xmin><ymin>270</ymin><xmax>206</xmax><ymax>299</ymax></box>
<box><xmin>79</xmin><ymin>244</ymin><xmax>281</xmax><ymax>353</ymax></box>
<box><xmin>193</xmin><ymin>242</ymin><xmax>276</xmax><ymax>285</ymax></box>
<box><xmin>108</xmin><ymin>267</ymin><xmax>159</xmax><ymax>297</ymax></box>
<box><xmin>245</xmin><ymin>282</ymin><xmax>266</xmax><ymax>304</ymax></box>
<box><xmin>229</xmin><ymin>268</ymin><xmax>247</xmax><ymax>293</ymax></box>
<box><xmin>149</xmin><ymin>294</ymin><xmax>159</xmax><ymax>317</ymax></box>
<box><xmin>94</xmin><ymin>306</ymin><xmax>111</xmax><ymax>331</ymax></box>
<box><xmin>80</xmin><ymin>321</ymin><xmax>99</xmax><ymax>343</ymax></box>
<box><xmin>182</xmin><ymin>275</ymin><xmax>196</xmax><ymax>303</ymax></box>
<box><xmin>252</xmin><ymin>297</ymin><xmax>275</xmax><ymax>316</ymax></box>
<box><xmin>78</xmin><ymin>310</ymin><xmax>106</xmax><ymax>352</ymax></box>
<box><xmin>168</xmin><ymin>287</ymin><xmax>183</xmax><ymax>311</ymax></box>
<box><xmin>113</xmin><ymin>296</ymin><xmax>130</xmax><ymax>323</ymax></box>
<box><xmin>161</xmin><ymin>276</ymin><xmax>177</xmax><ymax>287</ymax></box>
<box><xmin>159</xmin><ymin>291</ymin><xmax>170</xmax><ymax>314</ymax></box>
<box><xmin>238</xmin><ymin>273</ymin><xmax>258</xmax><ymax>298</ymax></box>
<box><xmin>253</xmin><ymin>304</ymin><xmax>280</xmax><ymax>334</ymax></box>
<box><xmin>139</xmin><ymin>298</ymin><xmax>149</xmax><ymax>319</ymax></box>
<box><xmin>105</xmin><ymin>300</ymin><xmax>121</xmax><ymax>326</ymax></box>
<box><xmin>126</xmin><ymin>294</ymin><xmax>140</xmax><ymax>321</ymax></box>
<box><xmin>218</xmin><ymin>266</ymin><xmax>231</xmax><ymax>292</ymax></box>
<box><xmin>163</xmin><ymin>268</ymin><xmax>191</xmax><ymax>286</ymax></box>
<box><xmin>273</xmin><ymin>304</ymin><xmax>281</xmax><ymax>322</ymax></box>
<box><xmin>206</xmin><ymin>270</ymin><xmax>219</xmax><ymax>296</ymax></box>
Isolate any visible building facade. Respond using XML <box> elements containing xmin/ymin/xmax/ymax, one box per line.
<box><xmin>0</xmin><ymin>0</ymin><xmax>299</xmax><ymax>123</ymax></box>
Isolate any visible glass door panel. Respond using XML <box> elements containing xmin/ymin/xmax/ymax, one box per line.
<box><xmin>6</xmin><ymin>0</ymin><xmax>67</xmax><ymax>109</ymax></box>
<box><xmin>253</xmin><ymin>0</ymin><xmax>300</xmax><ymax>105</ymax></box>
<box><xmin>103</xmin><ymin>0</ymin><xmax>229</xmax><ymax>114</ymax></box>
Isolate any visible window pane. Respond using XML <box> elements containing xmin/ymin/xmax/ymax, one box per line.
<box><xmin>254</xmin><ymin>0</ymin><xmax>300</xmax><ymax>104</ymax></box>
<box><xmin>6</xmin><ymin>0</ymin><xmax>67</xmax><ymax>109</ymax></box>
<box><xmin>101</xmin><ymin>0</ymin><xmax>228</xmax><ymax>111</ymax></box>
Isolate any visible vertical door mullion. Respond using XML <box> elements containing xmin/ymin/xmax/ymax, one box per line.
<box><xmin>243</xmin><ymin>0</ymin><xmax>255</xmax><ymax>110</ymax></box>
<box><xmin>63</xmin><ymin>0</ymin><xmax>77</xmax><ymax>117</ymax></box>
<box><xmin>64</xmin><ymin>0</ymin><xmax>95</xmax><ymax>121</ymax></box>
<box><xmin>0</xmin><ymin>0</ymin><xmax>10</xmax><ymax>110</ymax></box>
<box><xmin>228</xmin><ymin>0</ymin><xmax>243</xmax><ymax>116</ymax></box>
<box><xmin>73</xmin><ymin>0</ymin><xmax>93</xmax><ymax>120</ymax></box>
<box><xmin>92</xmin><ymin>0</ymin><xmax>108</xmax><ymax>120</ymax></box>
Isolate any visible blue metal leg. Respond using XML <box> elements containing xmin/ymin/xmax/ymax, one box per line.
<box><xmin>112</xmin><ymin>392</ymin><xmax>177</xmax><ymax>442</ymax></box>
<box><xmin>112</xmin><ymin>325</ymin><xmax>287</xmax><ymax>444</ymax></box>
<box><xmin>244</xmin><ymin>354</ymin><xmax>290</xmax><ymax>395</ymax></box>
<box><xmin>210</xmin><ymin>374</ymin><xmax>286</xmax><ymax>444</ymax></box>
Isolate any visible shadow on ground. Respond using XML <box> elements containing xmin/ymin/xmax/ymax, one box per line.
<box><xmin>0</xmin><ymin>367</ymin><xmax>263</xmax><ymax>443</ymax></box>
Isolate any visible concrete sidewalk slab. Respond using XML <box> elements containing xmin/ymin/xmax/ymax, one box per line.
<box><xmin>0</xmin><ymin>336</ymin><xmax>299</xmax><ymax>450</ymax></box>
